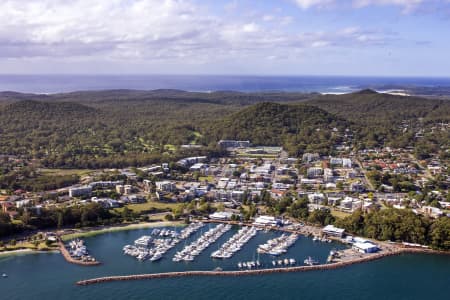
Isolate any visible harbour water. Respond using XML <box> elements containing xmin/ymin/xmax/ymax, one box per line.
<box><xmin>1</xmin><ymin>225</ymin><xmax>450</xmax><ymax>299</ymax></box>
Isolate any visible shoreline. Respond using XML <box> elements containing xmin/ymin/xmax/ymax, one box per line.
<box><xmin>0</xmin><ymin>248</ymin><xmax>59</xmax><ymax>258</ymax></box>
<box><xmin>0</xmin><ymin>221</ymin><xmax>183</xmax><ymax>260</ymax></box>
<box><xmin>60</xmin><ymin>221</ymin><xmax>184</xmax><ymax>241</ymax></box>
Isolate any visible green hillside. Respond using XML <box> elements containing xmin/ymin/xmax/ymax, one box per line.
<box><xmin>207</xmin><ymin>102</ymin><xmax>348</xmax><ymax>155</ymax></box>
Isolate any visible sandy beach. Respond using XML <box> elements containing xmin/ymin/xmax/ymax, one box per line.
<box><xmin>60</xmin><ymin>221</ymin><xmax>184</xmax><ymax>241</ymax></box>
<box><xmin>0</xmin><ymin>248</ymin><xmax>59</xmax><ymax>257</ymax></box>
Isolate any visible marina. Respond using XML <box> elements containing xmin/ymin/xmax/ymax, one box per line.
<box><xmin>257</xmin><ymin>233</ymin><xmax>298</xmax><ymax>256</ymax></box>
<box><xmin>173</xmin><ymin>224</ymin><xmax>232</xmax><ymax>262</ymax></box>
<box><xmin>312</xmin><ymin>235</ymin><xmax>332</xmax><ymax>243</ymax></box>
<box><xmin>60</xmin><ymin>238</ymin><xmax>99</xmax><ymax>265</ymax></box>
<box><xmin>1</xmin><ymin>225</ymin><xmax>450</xmax><ymax>300</ymax></box>
<box><xmin>123</xmin><ymin>222</ymin><xmax>204</xmax><ymax>262</ymax></box>
<box><xmin>75</xmin><ymin>246</ymin><xmax>450</xmax><ymax>286</ymax></box>
<box><xmin>211</xmin><ymin>226</ymin><xmax>258</xmax><ymax>259</ymax></box>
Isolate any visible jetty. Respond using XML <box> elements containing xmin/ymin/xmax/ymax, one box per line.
<box><xmin>211</xmin><ymin>226</ymin><xmax>257</xmax><ymax>259</ymax></box>
<box><xmin>257</xmin><ymin>233</ymin><xmax>298</xmax><ymax>256</ymax></box>
<box><xmin>75</xmin><ymin>247</ymin><xmax>450</xmax><ymax>286</ymax></box>
<box><xmin>173</xmin><ymin>223</ymin><xmax>231</xmax><ymax>262</ymax></box>
<box><xmin>58</xmin><ymin>238</ymin><xmax>100</xmax><ymax>266</ymax></box>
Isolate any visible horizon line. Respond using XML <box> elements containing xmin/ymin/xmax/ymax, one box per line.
<box><xmin>0</xmin><ymin>73</ymin><xmax>450</xmax><ymax>79</ymax></box>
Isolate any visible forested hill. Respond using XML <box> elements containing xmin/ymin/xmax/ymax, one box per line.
<box><xmin>305</xmin><ymin>90</ymin><xmax>450</xmax><ymax>149</ymax></box>
<box><xmin>306</xmin><ymin>89</ymin><xmax>450</xmax><ymax>124</ymax></box>
<box><xmin>0</xmin><ymin>89</ymin><xmax>313</xmax><ymax>106</ymax></box>
<box><xmin>0</xmin><ymin>89</ymin><xmax>448</xmax><ymax>167</ymax></box>
<box><xmin>0</xmin><ymin>100</ymin><xmax>102</xmax><ymax>159</ymax></box>
<box><xmin>2</xmin><ymin>100</ymin><xmax>97</xmax><ymax>118</ymax></box>
<box><xmin>207</xmin><ymin>102</ymin><xmax>349</xmax><ymax>155</ymax></box>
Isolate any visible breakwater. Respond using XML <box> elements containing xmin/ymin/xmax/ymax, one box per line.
<box><xmin>76</xmin><ymin>247</ymin><xmax>447</xmax><ymax>286</ymax></box>
<box><xmin>58</xmin><ymin>239</ymin><xmax>101</xmax><ymax>266</ymax></box>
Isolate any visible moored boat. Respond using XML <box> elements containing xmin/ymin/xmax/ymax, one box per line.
<box><xmin>304</xmin><ymin>256</ymin><xmax>319</xmax><ymax>266</ymax></box>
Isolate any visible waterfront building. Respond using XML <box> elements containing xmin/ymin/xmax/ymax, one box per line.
<box><xmin>322</xmin><ymin>225</ymin><xmax>345</xmax><ymax>237</ymax></box>
<box><xmin>209</xmin><ymin>211</ymin><xmax>234</xmax><ymax>220</ymax></box>
<box><xmin>352</xmin><ymin>241</ymin><xmax>379</xmax><ymax>253</ymax></box>
<box><xmin>253</xmin><ymin>215</ymin><xmax>280</xmax><ymax>226</ymax></box>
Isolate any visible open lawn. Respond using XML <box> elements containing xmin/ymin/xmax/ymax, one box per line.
<box><xmin>39</xmin><ymin>168</ymin><xmax>93</xmax><ymax>177</ymax></box>
<box><xmin>331</xmin><ymin>209</ymin><xmax>351</xmax><ymax>219</ymax></box>
<box><xmin>117</xmin><ymin>201</ymin><xmax>183</xmax><ymax>213</ymax></box>
<box><xmin>236</xmin><ymin>153</ymin><xmax>278</xmax><ymax>158</ymax></box>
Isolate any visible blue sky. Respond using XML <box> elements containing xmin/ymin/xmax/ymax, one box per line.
<box><xmin>0</xmin><ymin>0</ymin><xmax>449</xmax><ymax>76</ymax></box>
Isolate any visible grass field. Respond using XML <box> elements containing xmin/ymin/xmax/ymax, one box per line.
<box><xmin>236</xmin><ymin>153</ymin><xmax>278</xmax><ymax>158</ymax></box>
<box><xmin>116</xmin><ymin>201</ymin><xmax>183</xmax><ymax>213</ymax></box>
<box><xmin>39</xmin><ymin>168</ymin><xmax>93</xmax><ymax>177</ymax></box>
<box><xmin>331</xmin><ymin>209</ymin><xmax>351</xmax><ymax>219</ymax></box>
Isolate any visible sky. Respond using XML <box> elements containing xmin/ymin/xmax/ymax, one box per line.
<box><xmin>0</xmin><ymin>0</ymin><xmax>449</xmax><ymax>77</ymax></box>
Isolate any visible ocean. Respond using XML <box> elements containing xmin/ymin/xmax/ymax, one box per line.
<box><xmin>1</xmin><ymin>226</ymin><xmax>449</xmax><ymax>300</ymax></box>
<box><xmin>1</xmin><ymin>74</ymin><xmax>450</xmax><ymax>94</ymax></box>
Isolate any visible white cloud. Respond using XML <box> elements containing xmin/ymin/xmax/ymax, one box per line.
<box><xmin>292</xmin><ymin>0</ymin><xmax>427</xmax><ymax>12</ymax></box>
<box><xmin>0</xmin><ymin>0</ymin><xmax>221</xmax><ymax>60</ymax></box>
<box><xmin>280</xmin><ymin>16</ymin><xmax>294</xmax><ymax>25</ymax></box>
<box><xmin>0</xmin><ymin>0</ymin><xmax>397</xmax><ymax>66</ymax></box>
<box><xmin>311</xmin><ymin>40</ymin><xmax>330</xmax><ymax>47</ymax></box>
<box><xmin>262</xmin><ymin>15</ymin><xmax>275</xmax><ymax>21</ymax></box>
<box><xmin>242</xmin><ymin>23</ymin><xmax>260</xmax><ymax>33</ymax></box>
<box><xmin>293</xmin><ymin>0</ymin><xmax>336</xmax><ymax>9</ymax></box>
<box><xmin>353</xmin><ymin>0</ymin><xmax>423</xmax><ymax>13</ymax></box>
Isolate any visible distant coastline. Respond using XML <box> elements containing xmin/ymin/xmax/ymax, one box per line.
<box><xmin>1</xmin><ymin>74</ymin><xmax>450</xmax><ymax>95</ymax></box>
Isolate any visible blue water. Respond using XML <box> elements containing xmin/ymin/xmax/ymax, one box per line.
<box><xmin>1</xmin><ymin>74</ymin><xmax>450</xmax><ymax>94</ymax></box>
<box><xmin>1</xmin><ymin>226</ymin><xmax>450</xmax><ymax>300</ymax></box>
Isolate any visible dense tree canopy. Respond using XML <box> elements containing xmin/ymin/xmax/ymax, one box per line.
<box><xmin>0</xmin><ymin>89</ymin><xmax>448</xmax><ymax>168</ymax></box>
<box><xmin>334</xmin><ymin>208</ymin><xmax>450</xmax><ymax>249</ymax></box>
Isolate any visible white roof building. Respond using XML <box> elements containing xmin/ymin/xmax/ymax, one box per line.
<box><xmin>352</xmin><ymin>242</ymin><xmax>379</xmax><ymax>253</ymax></box>
<box><xmin>209</xmin><ymin>211</ymin><xmax>234</xmax><ymax>220</ymax></box>
<box><xmin>253</xmin><ymin>215</ymin><xmax>278</xmax><ymax>226</ymax></box>
<box><xmin>322</xmin><ymin>225</ymin><xmax>345</xmax><ymax>237</ymax></box>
